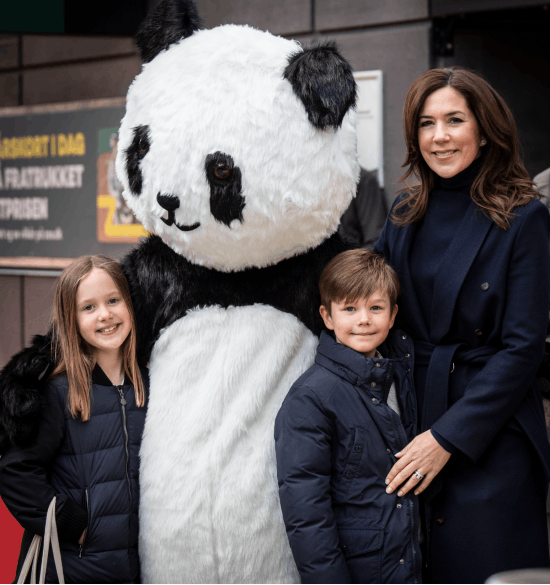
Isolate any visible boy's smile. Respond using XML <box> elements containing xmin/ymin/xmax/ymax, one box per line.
<box><xmin>320</xmin><ymin>288</ymin><xmax>397</xmax><ymax>358</ymax></box>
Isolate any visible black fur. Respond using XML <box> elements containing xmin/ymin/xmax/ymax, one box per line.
<box><xmin>0</xmin><ymin>235</ymin><xmax>349</xmax><ymax>452</ymax></box>
<box><xmin>125</xmin><ymin>125</ymin><xmax>151</xmax><ymax>196</ymax></box>
<box><xmin>284</xmin><ymin>41</ymin><xmax>357</xmax><ymax>130</ymax></box>
<box><xmin>135</xmin><ymin>0</ymin><xmax>203</xmax><ymax>64</ymax></box>
<box><xmin>0</xmin><ymin>334</ymin><xmax>53</xmax><ymax>454</ymax></box>
<box><xmin>121</xmin><ymin>233</ymin><xmax>349</xmax><ymax>364</ymax></box>
<box><xmin>205</xmin><ymin>152</ymin><xmax>245</xmax><ymax>226</ymax></box>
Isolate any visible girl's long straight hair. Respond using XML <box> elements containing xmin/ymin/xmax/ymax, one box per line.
<box><xmin>50</xmin><ymin>255</ymin><xmax>145</xmax><ymax>421</ymax></box>
<box><xmin>392</xmin><ymin>67</ymin><xmax>538</xmax><ymax>229</ymax></box>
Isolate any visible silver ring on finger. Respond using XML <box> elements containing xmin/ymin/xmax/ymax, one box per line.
<box><xmin>413</xmin><ymin>470</ymin><xmax>424</xmax><ymax>481</ymax></box>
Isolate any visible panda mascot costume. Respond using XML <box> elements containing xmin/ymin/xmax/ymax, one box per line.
<box><xmin>0</xmin><ymin>0</ymin><xmax>359</xmax><ymax>581</ymax></box>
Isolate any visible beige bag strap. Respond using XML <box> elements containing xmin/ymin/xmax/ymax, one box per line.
<box><xmin>17</xmin><ymin>497</ymin><xmax>65</xmax><ymax>585</ymax></box>
<box><xmin>40</xmin><ymin>497</ymin><xmax>65</xmax><ymax>584</ymax></box>
<box><xmin>17</xmin><ymin>535</ymin><xmax>41</xmax><ymax>584</ymax></box>
<box><xmin>31</xmin><ymin>535</ymin><xmax>40</xmax><ymax>585</ymax></box>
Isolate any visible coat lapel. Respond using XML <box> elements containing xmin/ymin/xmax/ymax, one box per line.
<box><xmin>430</xmin><ymin>201</ymin><xmax>493</xmax><ymax>343</ymax></box>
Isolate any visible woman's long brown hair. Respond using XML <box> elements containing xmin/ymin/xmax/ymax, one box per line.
<box><xmin>392</xmin><ymin>67</ymin><xmax>538</xmax><ymax>229</ymax></box>
<box><xmin>50</xmin><ymin>255</ymin><xmax>145</xmax><ymax>421</ymax></box>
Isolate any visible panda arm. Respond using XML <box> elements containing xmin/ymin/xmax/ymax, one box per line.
<box><xmin>0</xmin><ymin>333</ymin><xmax>53</xmax><ymax>454</ymax></box>
<box><xmin>121</xmin><ymin>240</ymin><xmax>165</xmax><ymax>364</ymax></box>
<box><xmin>121</xmin><ymin>235</ymin><xmax>195</xmax><ymax>364</ymax></box>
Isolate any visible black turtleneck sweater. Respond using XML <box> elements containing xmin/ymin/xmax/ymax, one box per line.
<box><xmin>410</xmin><ymin>157</ymin><xmax>482</xmax><ymax>329</ymax></box>
<box><xmin>409</xmin><ymin>157</ymin><xmax>482</xmax><ymax>451</ymax></box>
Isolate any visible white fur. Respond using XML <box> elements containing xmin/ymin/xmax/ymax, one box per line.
<box><xmin>116</xmin><ymin>25</ymin><xmax>358</xmax><ymax>271</ymax></box>
<box><xmin>139</xmin><ymin>304</ymin><xmax>318</xmax><ymax>583</ymax></box>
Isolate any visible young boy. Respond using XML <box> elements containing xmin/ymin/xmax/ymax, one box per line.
<box><xmin>275</xmin><ymin>249</ymin><xmax>421</xmax><ymax>584</ymax></box>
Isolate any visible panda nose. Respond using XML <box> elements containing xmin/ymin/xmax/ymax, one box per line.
<box><xmin>157</xmin><ymin>193</ymin><xmax>180</xmax><ymax>212</ymax></box>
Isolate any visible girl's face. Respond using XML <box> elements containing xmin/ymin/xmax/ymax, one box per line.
<box><xmin>75</xmin><ymin>267</ymin><xmax>132</xmax><ymax>359</ymax></box>
<box><xmin>418</xmin><ymin>86</ymin><xmax>482</xmax><ymax>179</ymax></box>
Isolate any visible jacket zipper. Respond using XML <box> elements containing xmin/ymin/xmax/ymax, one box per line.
<box><xmin>384</xmin><ymin>369</ymin><xmax>422</xmax><ymax>584</ymax></box>
<box><xmin>79</xmin><ymin>488</ymin><xmax>89</xmax><ymax>558</ymax></box>
<box><xmin>391</xmin><ymin>410</ymin><xmax>421</xmax><ymax>583</ymax></box>
<box><xmin>116</xmin><ymin>385</ymin><xmax>133</xmax><ymax>514</ymax></box>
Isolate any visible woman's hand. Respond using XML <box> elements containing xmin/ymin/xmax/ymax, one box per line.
<box><xmin>385</xmin><ymin>430</ymin><xmax>451</xmax><ymax>496</ymax></box>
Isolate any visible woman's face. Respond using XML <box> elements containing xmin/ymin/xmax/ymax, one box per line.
<box><xmin>418</xmin><ymin>86</ymin><xmax>483</xmax><ymax>179</ymax></box>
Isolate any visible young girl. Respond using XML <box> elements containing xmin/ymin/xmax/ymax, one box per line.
<box><xmin>0</xmin><ymin>255</ymin><xmax>147</xmax><ymax>584</ymax></box>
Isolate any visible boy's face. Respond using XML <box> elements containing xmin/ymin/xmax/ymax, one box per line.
<box><xmin>320</xmin><ymin>289</ymin><xmax>397</xmax><ymax>358</ymax></box>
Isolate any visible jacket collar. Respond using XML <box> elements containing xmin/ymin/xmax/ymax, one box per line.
<box><xmin>315</xmin><ymin>330</ymin><xmax>405</xmax><ymax>388</ymax></box>
<box><xmin>92</xmin><ymin>363</ymin><xmax>125</xmax><ymax>386</ymax></box>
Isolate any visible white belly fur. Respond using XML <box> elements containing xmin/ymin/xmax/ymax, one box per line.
<box><xmin>139</xmin><ymin>304</ymin><xmax>317</xmax><ymax>583</ymax></box>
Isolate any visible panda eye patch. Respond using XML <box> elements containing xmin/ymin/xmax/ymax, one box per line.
<box><xmin>125</xmin><ymin>125</ymin><xmax>151</xmax><ymax>195</ymax></box>
<box><xmin>214</xmin><ymin>164</ymin><xmax>231</xmax><ymax>180</ymax></box>
<box><xmin>205</xmin><ymin>152</ymin><xmax>245</xmax><ymax>227</ymax></box>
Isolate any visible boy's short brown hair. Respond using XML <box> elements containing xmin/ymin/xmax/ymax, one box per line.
<box><xmin>319</xmin><ymin>249</ymin><xmax>400</xmax><ymax>315</ymax></box>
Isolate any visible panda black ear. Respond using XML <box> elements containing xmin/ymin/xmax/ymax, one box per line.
<box><xmin>135</xmin><ymin>0</ymin><xmax>203</xmax><ymax>64</ymax></box>
<box><xmin>284</xmin><ymin>41</ymin><xmax>357</xmax><ymax>130</ymax></box>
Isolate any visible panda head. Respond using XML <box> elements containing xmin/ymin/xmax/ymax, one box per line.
<box><xmin>116</xmin><ymin>0</ymin><xmax>359</xmax><ymax>272</ymax></box>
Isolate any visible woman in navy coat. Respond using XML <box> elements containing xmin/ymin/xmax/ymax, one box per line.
<box><xmin>374</xmin><ymin>67</ymin><xmax>550</xmax><ymax>583</ymax></box>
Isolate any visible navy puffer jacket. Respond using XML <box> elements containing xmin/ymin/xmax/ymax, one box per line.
<box><xmin>275</xmin><ymin>330</ymin><xmax>422</xmax><ymax>584</ymax></box>
<box><xmin>0</xmin><ymin>365</ymin><xmax>147</xmax><ymax>583</ymax></box>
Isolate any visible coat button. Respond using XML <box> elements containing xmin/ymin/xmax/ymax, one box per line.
<box><xmin>387</xmin><ymin>448</ymin><xmax>391</xmax><ymax>454</ymax></box>
<box><xmin>345</xmin><ymin>471</ymin><xmax>353</xmax><ymax>479</ymax></box>
<box><xmin>475</xmin><ymin>329</ymin><xmax>483</xmax><ymax>336</ymax></box>
<box><xmin>372</xmin><ymin>397</ymin><xmax>377</xmax><ymax>403</ymax></box>
<box><xmin>371</xmin><ymin>382</ymin><xmax>377</xmax><ymax>387</ymax></box>
<box><xmin>354</xmin><ymin>444</ymin><xmax>363</xmax><ymax>453</ymax></box>
<box><xmin>397</xmin><ymin>503</ymin><xmax>402</xmax><ymax>509</ymax></box>
<box><xmin>406</xmin><ymin>368</ymin><xmax>410</xmax><ymax>374</ymax></box>
<box><xmin>402</xmin><ymin>334</ymin><xmax>407</xmax><ymax>339</ymax></box>
<box><xmin>375</xmin><ymin>362</ymin><xmax>381</xmax><ymax>368</ymax></box>
<box><xmin>437</xmin><ymin>517</ymin><xmax>445</xmax><ymax>525</ymax></box>
<box><xmin>481</xmin><ymin>282</ymin><xmax>489</xmax><ymax>291</ymax></box>
<box><xmin>400</xmin><ymin>559</ymin><xmax>405</xmax><ymax>565</ymax></box>
<box><xmin>404</xmin><ymin>353</ymin><xmax>410</xmax><ymax>359</ymax></box>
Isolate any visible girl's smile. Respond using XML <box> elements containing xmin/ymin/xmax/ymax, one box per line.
<box><xmin>76</xmin><ymin>268</ymin><xmax>131</xmax><ymax>358</ymax></box>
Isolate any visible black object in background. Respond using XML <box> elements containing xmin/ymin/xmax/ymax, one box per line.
<box><xmin>2</xmin><ymin>0</ymin><xmax>149</xmax><ymax>35</ymax></box>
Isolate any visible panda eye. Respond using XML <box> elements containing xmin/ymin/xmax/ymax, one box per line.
<box><xmin>138</xmin><ymin>138</ymin><xmax>149</xmax><ymax>158</ymax></box>
<box><xmin>214</xmin><ymin>164</ymin><xmax>231</xmax><ymax>180</ymax></box>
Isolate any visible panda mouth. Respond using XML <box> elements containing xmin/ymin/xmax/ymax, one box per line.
<box><xmin>161</xmin><ymin>211</ymin><xmax>201</xmax><ymax>232</ymax></box>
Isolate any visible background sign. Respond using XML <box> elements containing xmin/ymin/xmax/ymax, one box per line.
<box><xmin>0</xmin><ymin>99</ymin><xmax>145</xmax><ymax>265</ymax></box>
<box><xmin>354</xmin><ymin>70</ymin><xmax>384</xmax><ymax>187</ymax></box>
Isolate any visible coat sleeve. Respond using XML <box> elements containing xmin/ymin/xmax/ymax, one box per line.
<box><xmin>274</xmin><ymin>385</ymin><xmax>351</xmax><ymax>584</ymax></box>
<box><xmin>432</xmin><ymin>203</ymin><xmax>550</xmax><ymax>461</ymax></box>
<box><xmin>0</xmin><ymin>387</ymin><xmax>88</xmax><ymax>542</ymax></box>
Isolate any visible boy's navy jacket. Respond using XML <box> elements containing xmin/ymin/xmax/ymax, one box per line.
<box><xmin>275</xmin><ymin>329</ymin><xmax>422</xmax><ymax>584</ymax></box>
<box><xmin>0</xmin><ymin>365</ymin><xmax>147</xmax><ymax>584</ymax></box>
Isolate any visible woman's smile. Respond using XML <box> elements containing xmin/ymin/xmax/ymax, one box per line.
<box><xmin>418</xmin><ymin>86</ymin><xmax>483</xmax><ymax>178</ymax></box>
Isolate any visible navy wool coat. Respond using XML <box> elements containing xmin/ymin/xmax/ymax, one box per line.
<box><xmin>0</xmin><ymin>365</ymin><xmax>147</xmax><ymax>584</ymax></box>
<box><xmin>275</xmin><ymin>330</ymin><xmax>422</xmax><ymax>584</ymax></box>
<box><xmin>374</xmin><ymin>196</ymin><xmax>550</xmax><ymax>582</ymax></box>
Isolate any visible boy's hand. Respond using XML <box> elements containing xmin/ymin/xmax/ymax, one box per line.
<box><xmin>384</xmin><ymin>430</ymin><xmax>451</xmax><ymax>497</ymax></box>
